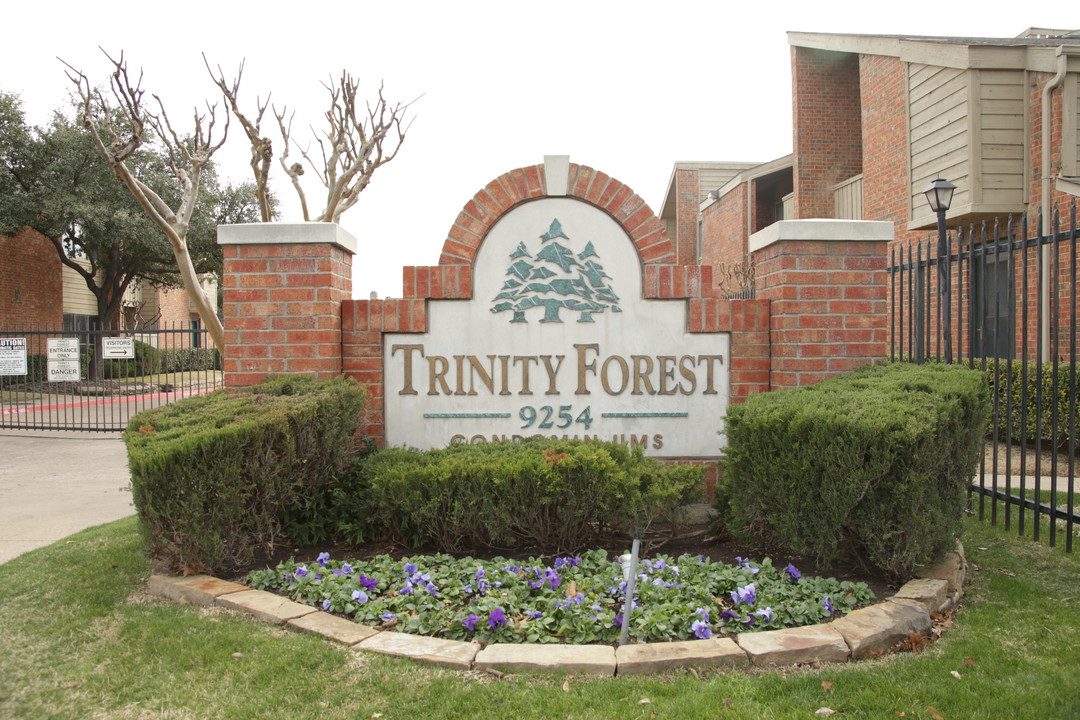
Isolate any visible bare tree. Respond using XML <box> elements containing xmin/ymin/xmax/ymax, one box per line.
<box><xmin>274</xmin><ymin>75</ymin><xmax>415</xmax><ymax>223</ymax></box>
<box><xmin>204</xmin><ymin>55</ymin><xmax>274</xmax><ymax>222</ymax></box>
<box><xmin>63</xmin><ymin>50</ymin><xmax>228</xmax><ymax>353</ymax></box>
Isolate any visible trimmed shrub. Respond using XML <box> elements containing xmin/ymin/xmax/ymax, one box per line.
<box><xmin>82</xmin><ymin>339</ymin><xmax>161</xmax><ymax>379</ymax></box>
<box><xmin>718</xmin><ymin>362</ymin><xmax>988</xmax><ymax>580</ymax></box>
<box><xmin>977</xmin><ymin>358</ymin><xmax>1079</xmax><ymax>449</ymax></box>
<box><xmin>277</xmin><ymin>438</ymin><xmax>381</xmax><ymax>547</ymax></box>
<box><xmin>123</xmin><ymin>375</ymin><xmax>366</xmax><ymax>574</ymax></box>
<box><xmin>159</xmin><ymin>347</ymin><xmax>222</xmax><ymax>373</ymax></box>
<box><xmin>362</xmin><ymin>439</ymin><xmax>704</xmax><ymax>554</ymax></box>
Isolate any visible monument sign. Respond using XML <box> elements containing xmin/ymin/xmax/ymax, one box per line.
<box><xmin>383</xmin><ymin>197</ymin><xmax>729</xmax><ymax>457</ymax></box>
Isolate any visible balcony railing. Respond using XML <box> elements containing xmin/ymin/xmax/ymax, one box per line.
<box><xmin>833</xmin><ymin>174</ymin><xmax>863</xmax><ymax>220</ymax></box>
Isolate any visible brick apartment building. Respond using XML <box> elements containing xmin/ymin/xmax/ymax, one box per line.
<box><xmin>662</xmin><ymin>27</ymin><xmax>1080</xmax><ymax>360</ymax></box>
<box><xmin>0</xmin><ymin>226</ymin><xmax>216</xmax><ymax>342</ymax></box>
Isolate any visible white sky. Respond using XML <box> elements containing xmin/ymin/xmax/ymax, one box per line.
<box><xmin>4</xmin><ymin>2</ymin><xmax>1075</xmax><ymax>298</ymax></box>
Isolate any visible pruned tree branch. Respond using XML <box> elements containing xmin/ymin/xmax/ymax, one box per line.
<box><xmin>61</xmin><ymin>48</ymin><xmax>228</xmax><ymax>354</ymax></box>
<box><xmin>203</xmin><ymin>55</ymin><xmax>274</xmax><ymax>222</ymax></box>
<box><xmin>274</xmin><ymin>74</ymin><xmax>416</xmax><ymax>223</ymax></box>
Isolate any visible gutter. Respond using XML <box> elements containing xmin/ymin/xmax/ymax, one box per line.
<box><xmin>1040</xmin><ymin>48</ymin><xmax>1068</xmax><ymax>360</ymax></box>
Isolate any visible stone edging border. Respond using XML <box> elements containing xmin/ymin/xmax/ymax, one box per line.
<box><xmin>146</xmin><ymin>544</ymin><xmax>967</xmax><ymax>677</ymax></box>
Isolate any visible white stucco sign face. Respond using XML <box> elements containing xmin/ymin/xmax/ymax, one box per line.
<box><xmin>383</xmin><ymin>198</ymin><xmax>729</xmax><ymax>457</ymax></box>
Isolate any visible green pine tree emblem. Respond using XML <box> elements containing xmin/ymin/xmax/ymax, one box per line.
<box><xmin>491</xmin><ymin>219</ymin><xmax>622</xmax><ymax>323</ymax></box>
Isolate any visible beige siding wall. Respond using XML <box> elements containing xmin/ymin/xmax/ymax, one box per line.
<box><xmin>1065</xmin><ymin>73</ymin><xmax>1079</xmax><ymax>177</ymax></box>
<box><xmin>698</xmin><ymin>168</ymin><xmax>745</xmax><ymax>200</ymax></box>
<box><xmin>62</xmin><ymin>259</ymin><xmax>97</xmax><ymax>316</ymax></box>
<box><xmin>976</xmin><ymin>69</ymin><xmax>1026</xmax><ymax>205</ymax></box>
<box><xmin>833</xmin><ymin>174</ymin><xmax>863</xmax><ymax>219</ymax></box>
<box><xmin>908</xmin><ymin>63</ymin><xmax>971</xmax><ymax>219</ymax></box>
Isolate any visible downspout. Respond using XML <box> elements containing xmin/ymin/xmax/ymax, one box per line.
<box><xmin>1041</xmin><ymin>48</ymin><xmax>1068</xmax><ymax>360</ymax></box>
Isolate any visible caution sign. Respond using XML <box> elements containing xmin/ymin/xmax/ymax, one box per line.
<box><xmin>47</xmin><ymin>337</ymin><xmax>81</xmax><ymax>382</ymax></box>
<box><xmin>0</xmin><ymin>338</ymin><xmax>27</xmax><ymax>376</ymax></box>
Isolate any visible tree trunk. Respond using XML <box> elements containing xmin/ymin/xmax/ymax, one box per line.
<box><xmin>173</xmin><ymin>242</ymin><xmax>225</xmax><ymax>352</ymax></box>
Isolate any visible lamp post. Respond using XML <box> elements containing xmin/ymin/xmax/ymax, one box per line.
<box><xmin>924</xmin><ymin>179</ymin><xmax>956</xmax><ymax>364</ymax></box>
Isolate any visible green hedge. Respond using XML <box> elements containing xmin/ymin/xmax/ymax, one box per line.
<box><xmin>123</xmin><ymin>375</ymin><xmax>367</xmax><ymax>574</ymax></box>
<box><xmin>159</xmin><ymin>347</ymin><xmax>221</xmax><ymax>373</ymax></box>
<box><xmin>82</xmin><ymin>340</ymin><xmax>161</xmax><ymax>379</ymax></box>
<box><xmin>977</xmin><ymin>358</ymin><xmax>1079</xmax><ymax>449</ymax></box>
<box><xmin>718</xmin><ymin>362</ymin><xmax>988</xmax><ymax>580</ymax></box>
<box><xmin>361</xmin><ymin>439</ymin><xmax>704</xmax><ymax>554</ymax></box>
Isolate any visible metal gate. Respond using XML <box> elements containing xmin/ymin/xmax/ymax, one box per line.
<box><xmin>887</xmin><ymin>201</ymin><xmax>1078</xmax><ymax>552</ymax></box>
<box><xmin>0</xmin><ymin>322</ymin><xmax>222</xmax><ymax>432</ymax></box>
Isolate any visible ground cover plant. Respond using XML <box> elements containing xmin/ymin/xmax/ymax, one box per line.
<box><xmin>247</xmin><ymin>550</ymin><xmax>872</xmax><ymax>644</ymax></box>
<box><xmin>2</xmin><ymin>515</ymin><xmax>1076</xmax><ymax>719</ymax></box>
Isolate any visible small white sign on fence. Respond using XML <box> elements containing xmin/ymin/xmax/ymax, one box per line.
<box><xmin>47</xmin><ymin>337</ymin><xmax>81</xmax><ymax>382</ymax></box>
<box><xmin>0</xmin><ymin>338</ymin><xmax>27</xmax><ymax>376</ymax></box>
<box><xmin>102</xmin><ymin>337</ymin><xmax>135</xmax><ymax>359</ymax></box>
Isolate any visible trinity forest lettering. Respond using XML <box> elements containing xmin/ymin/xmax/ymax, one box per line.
<box><xmin>390</xmin><ymin>344</ymin><xmax>725</xmax><ymax>397</ymax></box>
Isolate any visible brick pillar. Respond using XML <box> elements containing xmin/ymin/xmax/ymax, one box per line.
<box><xmin>674</xmin><ymin>168</ymin><xmax>699</xmax><ymax>265</ymax></box>
<box><xmin>751</xmin><ymin>219</ymin><xmax>892</xmax><ymax>389</ymax></box>
<box><xmin>218</xmin><ymin>223</ymin><xmax>355</xmax><ymax>387</ymax></box>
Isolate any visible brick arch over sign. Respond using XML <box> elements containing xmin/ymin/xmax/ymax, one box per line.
<box><xmin>345</xmin><ymin>157</ymin><xmax>778</xmax><ymax>454</ymax></box>
<box><xmin>432</xmin><ymin>160</ymin><xmax>676</xmax><ymax>275</ymax></box>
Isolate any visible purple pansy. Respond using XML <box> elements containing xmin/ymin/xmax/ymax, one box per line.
<box><xmin>784</xmin><ymin>563</ymin><xmax>801</xmax><ymax>580</ymax></box>
<box><xmin>487</xmin><ymin>608</ymin><xmax>507</xmax><ymax>629</ymax></box>
<box><xmin>691</xmin><ymin>619</ymin><xmax>713</xmax><ymax>639</ymax></box>
<box><xmin>316</xmin><ymin>552</ymin><xmax>330</xmax><ymax>568</ymax></box>
<box><xmin>730</xmin><ymin>583</ymin><xmax>757</xmax><ymax>606</ymax></box>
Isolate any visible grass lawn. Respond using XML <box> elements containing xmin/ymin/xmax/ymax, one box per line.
<box><xmin>1</xmin><ymin>516</ymin><xmax>1076</xmax><ymax>720</ymax></box>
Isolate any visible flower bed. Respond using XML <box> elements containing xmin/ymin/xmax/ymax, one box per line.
<box><xmin>246</xmin><ymin>549</ymin><xmax>873</xmax><ymax>645</ymax></box>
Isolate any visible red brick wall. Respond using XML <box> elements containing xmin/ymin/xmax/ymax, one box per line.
<box><xmin>754</xmin><ymin>235</ymin><xmax>889</xmax><ymax>388</ymax></box>
<box><xmin>156</xmin><ymin>287</ymin><xmax>192</xmax><ymax>326</ymax></box>
<box><xmin>222</xmin><ymin>241</ymin><xmax>352</xmax><ymax>387</ymax></box>
<box><xmin>675</xmin><ymin>168</ymin><xmax>699</xmax><ymax>265</ymax></box>
<box><xmin>792</xmin><ymin>47</ymin><xmax>863</xmax><ymax>220</ymax></box>
<box><xmin>0</xmin><ymin>228</ymin><xmax>63</xmax><ymax>327</ymax></box>
<box><xmin>700</xmin><ymin>185</ymin><xmax>748</xmax><ymax>284</ymax></box>
<box><xmin>860</xmin><ymin>55</ymin><xmax>910</xmax><ymax>231</ymax></box>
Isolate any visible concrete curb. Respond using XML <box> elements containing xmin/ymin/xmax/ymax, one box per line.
<box><xmin>146</xmin><ymin>544</ymin><xmax>967</xmax><ymax>676</ymax></box>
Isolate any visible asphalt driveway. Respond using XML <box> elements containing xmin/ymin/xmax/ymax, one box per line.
<box><xmin>0</xmin><ymin>430</ymin><xmax>134</xmax><ymax>564</ymax></box>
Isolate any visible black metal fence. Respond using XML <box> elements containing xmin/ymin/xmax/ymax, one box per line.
<box><xmin>0</xmin><ymin>321</ymin><xmax>222</xmax><ymax>433</ymax></box>
<box><xmin>887</xmin><ymin>200</ymin><xmax>1078</xmax><ymax>552</ymax></box>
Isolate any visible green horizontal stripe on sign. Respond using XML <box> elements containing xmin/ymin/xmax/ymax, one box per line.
<box><xmin>600</xmin><ymin>412</ymin><xmax>689</xmax><ymax>418</ymax></box>
<box><xmin>423</xmin><ymin>413</ymin><xmax>513</xmax><ymax>419</ymax></box>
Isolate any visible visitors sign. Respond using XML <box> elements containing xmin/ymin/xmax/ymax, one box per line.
<box><xmin>47</xmin><ymin>337</ymin><xmax>81</xmax><ymax>382</ymax></box>
<box><xmin>102</xmin><ymin>337</ymin><xmax>135</xmax><ymax>359</ymax></box>
<box><xmin>0</xmin><ymin>338</ymin><xmax>27</xmax><ymax>376</ymax></box>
